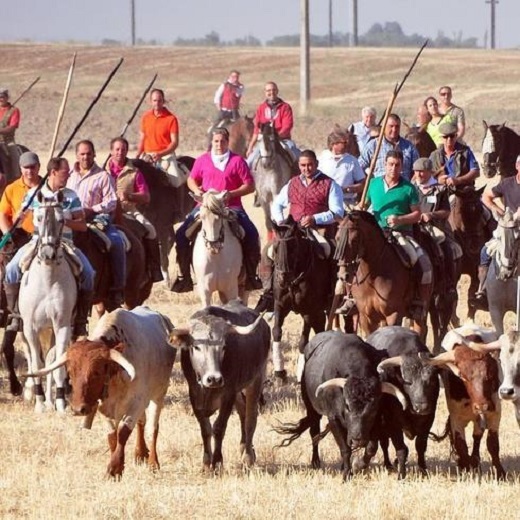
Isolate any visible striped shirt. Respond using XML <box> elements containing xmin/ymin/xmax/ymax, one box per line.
<box><xmin>67</xmin><ymin>162</ymin><xmax>117</xmax><ymax>215</ymax></box>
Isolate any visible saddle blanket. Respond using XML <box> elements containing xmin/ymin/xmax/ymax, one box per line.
<box><xmin>143</xmin><ymin>153</ymin><xmax>189</xmax><ymax>189</ymax></box>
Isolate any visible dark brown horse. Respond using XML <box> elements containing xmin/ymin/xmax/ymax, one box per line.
<box><xmin>334</xmin><ymin>211</ymin><xmax>432</xmax><ymax>338</ymax></box>
<box><xmin>228</xmin><ymin>116</ymin><xmax>254</xmax><ymax>157</ymax></box>
<box><xmin>448</xmin><ymin>186</ymin><xmax>492</xmax><ymax>322</ymax></box>
<box><xmin>271</xmin><ymin>217</ymin><xmax>336</xmax><ymax>379</ymax></box>
<box><xmin>402</xmin><ymin>123</ymin><xmax>437</xmax><ymax>158</ymax></box>
<box><xmin>134</xmin><ymin>157</ymin><xmax>195</xmax><ymax>283</ymax></box>
<box><xmin>482</xmin><ymin>121</ymin><xmax>520</xmax><ymax>178</ymax></box>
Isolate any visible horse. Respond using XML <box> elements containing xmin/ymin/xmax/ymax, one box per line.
<box><xmin>18</xmin><ymin>192</ymin><xmax>77</xmax><ymax>413</ymax></box>
<box><xmin>252</xmin><ymin>124</ymin><xmax>295</xmax><ymax>237</ymax></box>
<box><xmin>0</xmin><ymin>143</ymin><xmax>29</xmax><ymax>198</ymax></box>
<box><xmin>206</xmin><ymin>116</ymin><xmax>254</xmax><ymax>157</ymax></box>
<box><xmin>192</xmin><ymin>190</ymin><xmax>244</xmax><ymax>307</ymax></box>
<box><xmin>486</xmin><ymin>210</ymin><xmax>520</xmax><ymax>335</ymax></box>
<box><xmin>334</xmin><ymin>211</ymin><xmax>433</xmax><ymax>339</ymax></box>
<box><xmin>134</xmin><ymin>156</ymin><xmax>195</xmax><ymax>284</ymax></box>
<box><xmin>448</xmin><ymin>186</ymin><xmax>492</xmax><ymax>322</ymax></box>
<box><xmin>402</xmin><ymin>123</ymin><xmax>437</xmax><ymax>158</ymax></box>
<box><xmin>482</xmin><ymin>121</ymin><xmax>520</xmax><ymax>178</ymax></box>
<box><xmin>271</xmin><ymin>217</ymin><xmax>336</xmax><ymax>379</ymax></box>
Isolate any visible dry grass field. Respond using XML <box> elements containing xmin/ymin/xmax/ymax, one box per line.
<box><xmin>2</xmin><ymin>43</ymin><xmax>520</xmax><ymax>519</ymax></box>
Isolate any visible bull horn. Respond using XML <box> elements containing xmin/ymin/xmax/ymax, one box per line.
<box><xmin>425</xmin><ymin>350</ymin><xmax>456</xmax><ymax>365</ymax></box>
<box><xmin>25</xmin><ymin>351</ymin><xmax>68</xmax><ymax>377</ymax></box>
<box><xmin>381</xmin><ymin>382</ymin><xmax>408</xmax><ymax>410</ymax></box>
<box><xmin>467</xmin><ymin>339</ymin><xmax>501</xmax><ymax>353</ymax></box>
<box><xmin>377</xmin><ymin>356</ymin><xmax>403</xmax><ymax>374</ymax></box>
<box><xmin>230</xmin><ymin>312</ymin><xmax>266</xmax><ymax>335</ymax></box>
<box><xmin>315</xmin><ymin>378</ymin><xmax>348</xmax><ymax>398</ymax></box>
<box><xmin>442</xmin><ymin>331</ymin><xmax>470</xmax><ymax>350</ymax></box>
<box><xmin>109</xmin><ymin>349</ymin><xmax>136</xmax><ymax>382</ymax></box>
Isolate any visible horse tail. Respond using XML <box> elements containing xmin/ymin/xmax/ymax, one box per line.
<box><xmin>273</xmin><ymin>416</ymin><xmax>316</xmax><ymax>448</ymax></box>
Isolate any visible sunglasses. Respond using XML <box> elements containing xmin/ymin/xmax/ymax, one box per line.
<box><xmin>442</xmin><ymin>133</ymin><xmax>457</xmax><ymax>139</ymax></box>
<box><xmin>439</xmin><ymin>92</ymin><xmax>450</xmax><ymax>96</ymax></box>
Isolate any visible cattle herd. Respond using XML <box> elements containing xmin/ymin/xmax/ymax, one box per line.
<box><xmin>13</xmin><ymin>294</ymin><xmax>520</xmax><ymax>483</ymax></box>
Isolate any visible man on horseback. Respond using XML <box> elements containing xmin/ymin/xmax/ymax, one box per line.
<box><xmin>213</xmin><ymin>70</ymin><xmax>244</xmax><ymax>124</ymax></box>
<box><xmin>106</xmin><ymin>137</ymin><xmax>163</xmax><ymax>283</ymax></box>
<box><xmin>255</xmin><ymin>149</ymin><xmax>344</xmax><ymax>313</ymax></box>
<box><xmin>4</xmin><ymin>156</ymin><xmax>95</xmax><ymax>338</ymax></box>
<box><xmin>67</xmin><ymin>140</ymin><xmax>126</xmax><ymax>308</ymax></box>
<box><xmin>246</xmin><ymin>81</ymin><xmax>299</xmax><ymax>168</ymax></box>
<box><xmin>476</xmin><ymin>154</ymin><xmax>520</xmax><ymax>307</ymax></box>
<box><xmin>0</xmin><ymin>87</ymin><xmax>21</xmax><ymax>190</ymax></box>
<box><xmin>349</xmin><ymin>106</ymin><xmax>376</xmax><ymax>154</ymax></box>
<box><xmin>359</xmin><ymin>113</ymin><xmax>419</xmax><ymax>181</ymax></box>
<box><xmin>171</xmin><ymin>127</ymin><xmax>262</xmax><ymax>293</ymax></box>
<box><xmin>364</xmin><ymin>150</ymin><xmax>432</xmax><ymax>321</ymax></box>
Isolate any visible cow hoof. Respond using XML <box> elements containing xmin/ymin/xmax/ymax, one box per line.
<box><xmin>9</xmin><ymin>378</ymin><xmax>23</xmax><ymax>397</ymax></box>
<box><xmin>241</xmin><ymin>448</ymin><xmax>256</xmax><ymax>467</ymax></box>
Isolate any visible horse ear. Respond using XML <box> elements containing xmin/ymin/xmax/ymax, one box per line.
<box><xmin>476</xmin><ymin>186</ymin><xmax>485</xmax><ymax>196</ymax></box>
<box><xmin>500</xmin><ymin>121</ymin><xmax>507</xmax><ymax>130</ymax></box>
<box><xmin>482</xmin><ymin>120</ymin><xmax>488</xmax><ymax>130</ymax></box>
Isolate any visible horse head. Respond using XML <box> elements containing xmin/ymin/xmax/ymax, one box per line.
<box><xmin>198</xmin><ymin>190</ymin><xmax>234</xmax><ymax>254</ymax></box>
<box><xmin>404</xmin><ymin>124</ymin><xmax>436</xmax><ymax>158</ymax></box>
<box><xmin>34</xmin><ymin>191</ymin><xmax>65</xmax><ymax>263</ymax></box>
<box><xmin>482</xmin><ymin>121</ymin><xmax>503</xmax><ymax>178</ymax></box>
<box><xmin>494</xmin><ymin>209</ymin><xmax>520</xmax><ymax>279</ymax></box>
<box><xmin>259</xmin><ymin>123</ymin><xmax>282</xmax><ymax>169</ymax></box>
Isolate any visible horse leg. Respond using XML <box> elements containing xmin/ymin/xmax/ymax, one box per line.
<box><xmin>272</xmin><ymin>308</ymin><xmax>289</xmax><ymax>380</ymax></box>
<box><xmin>24</xmin><ymin>327</ymin><xmax>46</xmax><ymax>413</ymax></box>
<box><xmin>467</xmin><ymin>267</ymin><xmax>479</xmax><ymax>322</ymax></box>
<box><xmin>53</xmin><ymin>325</ymin><xmax>72</xmax><ymax>413</ymax></box>
<box><xmin>1</xmin><ymin>328</ymin><xmax>22</xmax><ymax>396</ymax></box>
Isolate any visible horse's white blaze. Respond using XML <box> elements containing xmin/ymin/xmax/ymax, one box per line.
<box><xmin>482</xmin><ymin>128</ymin><xmax>496</xmax><ymax>155</ymax></box>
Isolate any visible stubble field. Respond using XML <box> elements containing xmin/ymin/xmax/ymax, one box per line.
<box><xmin>1</xmin><ymin>43</ymin><xmax>520</xmax><ymax>519</ymax></box>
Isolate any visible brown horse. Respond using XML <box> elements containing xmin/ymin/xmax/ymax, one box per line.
<box><xmin>228</xmin><ymin>116</ymin><xmax>254</xmax><ymax>157</ymax></box>
<box><xmin>448</xmin><ymin>186</ymin><xmax>493</xmax><ymax>322</ymax></box>
<box><xmin>481</xmin><ymin>121</ymin><xmax>520</xmax><ymax>178</ymax></box>
<box><xmin>334</xmin><ymin>211</ymin><xmax>432</xmax><ymax>338</ymax></box>
<box><xmin>402</xmin><ymin>123</ymin><xmax>437</xmax><ymax>158</ymax></box>
<box><xmin>134</xmin><ymin>157</ymin><xmax>195</xmax><ymax>283</ymax></box>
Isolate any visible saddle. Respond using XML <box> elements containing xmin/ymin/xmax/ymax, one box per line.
<box><xmin>86</xmin><ymin>224</ymin><xmax>131</xmax><ymax>253</ymax></box>
<box><xmin>142</xmin><ymin>153</ymin><xmax>189</xmax><ymax>189</ymax></box>
<box><xmin>387</xmin><ymin>231</ymin><xmax>420</xmax><ymax>269</ymax></box>
<box><xmin>266</xmin><ymin>229</ymin><xmax>334</xmax><ymax>261</ymax></box>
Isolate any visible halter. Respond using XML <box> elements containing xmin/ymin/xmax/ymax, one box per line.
<box><xmin>199</xmin><ymin>191</ymin><xmax>235</xmax><ymax>254</ymax></box>
<box><xmin>34</xmin><ymin>198</ymin><xmax>65</xmax><ymax>264</ymax></box>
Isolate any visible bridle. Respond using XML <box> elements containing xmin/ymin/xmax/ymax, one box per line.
<box><xmin>35</xmin><ymin>200</ymin><xmax>65</xmax><ymax>264</ymax></box>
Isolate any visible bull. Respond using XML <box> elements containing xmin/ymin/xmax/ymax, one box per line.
<box><xmin>275</xmin><ymin>331</ymin><xmax>406</xmax><ymax>480</ymax></box>
<box><xmin>368</xmin><ymin>326</ymin><xmax>440</xmax><ymax>478</ymax></box>
<box><xmin>427</xmin><ymin>325</ymin><xmax>505</xmax><ymax>479</ymax></box>
<box><xmin>497</xmin><ymin>330</ymin><xmax>520</xmax><ymax>425</ymax></box>
<box><xmin>26</xmin><ymin>306</ymin><xmax>176</xmax><ymax>479</ymax></box>
<box><xmin>169</xmin><ymin>300</ymin><xmax>270</xmax><ymax>471</ymax></box>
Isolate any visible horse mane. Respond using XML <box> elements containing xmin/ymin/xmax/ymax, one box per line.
<box><xmin>202</xmin><ymin>190</ymin><xmax>228</xmax><ymax>217</ymax></box>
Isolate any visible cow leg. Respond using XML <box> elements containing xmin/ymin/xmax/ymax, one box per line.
<box><xmin>193</xmin><ymin>409</ymin><xmax>213</xmax><ymax>471</ymax></box>
<box><xmin>234</xmin><ymin>392</ymin><xmax>247</xmax><ymax>452</ymax></box>
<box><xmin>107</xmin><ymin>423</ymin><xmax>132</xmax><ymax>479</ymax></box>
<box><xmin>144</xmin><ymin>399</ymin><xmax>164</xmax><ymax>471</ymax></box>
<box><xmin>328</xmin><ymin>419</ymin><xmax>352</xmax><ymax>480</ymax></box>
<box><xmin>134</xmin><ymin>420</ymin><xmax>149</xmax><ymax>465</ymax></box>
<box><xmin>415</xmin><ymin>432</ymin><xmax>429</xmax><ymax>476</ymax></box>
<box><xmin>380</xmin><ymin>435</ymin><xmax>393</xmax><ymax>471</ymax></box>
<box><xmin>241</xmin><ymin>377</ymin><xmax>263</xmax><ymax>467</ymax></box>
<box><xmin>469</xmin><ymin>430</ymin><xmax>483</xmax><ymax>471</ymax></box>
<box><xmin>211</xmin><ymin>397</ymin><xmax>235</xmax><ymax>471</ymax></box>
<box><xmin>486</xmin><ymin>409</ymin><xmax>505</xmax><ymax>480</ymax></box>
<box><xmin>389</xmin><ymin>430</ymin><xmax>408</xmax><ymax>480</ymax></box>
<box><xmin>452</xmin><ymin>428</ymin><xmax>471</xmax><ymax>472</ymax></box>
<box><xmin>301</xmin><ymin>382</ymin><xmax>322</xmax><ymax>469</ymax></box>
<box><xmin>353</xmin><ymin>438</ymin><xmax>378</xmax><ymax>473</ymax></box>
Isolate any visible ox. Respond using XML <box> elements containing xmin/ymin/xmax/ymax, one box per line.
<box><xmin>368</xmin><ymin>326</ymin><xmax>439</xmax><ymax>477</ymax></box>
<box><xmin>427</xmin><ymin>325</ymin><xmax>505</xmax><ymax>479</ymax></box>
<box><xmin>275</xmin><ymin>331</ymin><xmax>406</xmax><ymax>480</ymax></box>
<box><xmin>169</xmin><ymin>300</ymin><xmax>270</xmax><ymax>470</ymax></box>
<box><xmin>27</xmin><ymin>306</ymin><xmax>175</xmax><ymax>479</ymax></box>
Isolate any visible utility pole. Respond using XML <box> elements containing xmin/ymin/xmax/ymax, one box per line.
<box><xmin>328</xmin><ymin>0</ymin><xmax>333</xmax><ymax>47</ymax></box>
<box><xmin>486</xmin><ymin>0</ymin><xmax>498</xmax><ymax>49</ymax></box>
<box><xmin>352</xmin><ymin>0</ymin><xmax>358</xmax><ymax>47</ymax></box>
<box><xmin>300</xmin><ymin>0</ymin><xmax>310</xmax><ymax>114</ymax></box>
<box><xmin>130</xmin><ymin>0</ymin><xmax>136</xmax><ymax>46</ymax></box>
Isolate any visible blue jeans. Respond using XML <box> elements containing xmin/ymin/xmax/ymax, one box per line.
<box><xmin>105</xmin><ymin>224</ymin><xmax>126</xmax><ymax>291</ymax></box>
<box><xmin>5</xmin><ymin>238</ymin><xmax>96</xmax><ymax>291</ymax></box>
<box><xmin>247</xmin><ymin>138</ymin><xmax>300</xmax><ymax>168</ymax></box>
<box><xmin>480</xmin><ymin>245</ymin><xmax>491</xmax><ymax>266</ymax></box>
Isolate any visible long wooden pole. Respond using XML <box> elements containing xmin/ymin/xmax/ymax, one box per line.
<box><xmin>359</xmin><ymin>84</ymin><xmax>399</xmax><ymax>208</ymax></box>
<box><xmin>11</xmin><ymin>76</ymin><xmax>41</xmax><ymax>107</ymax></box>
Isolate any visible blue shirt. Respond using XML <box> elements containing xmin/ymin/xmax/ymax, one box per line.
<box><xmin>359</xmin><ymin>136</ymin><xmax>419</xmax><ymax>181</ymax></box>
<box><xmin>272</xmin><ymin>171</ymin><xmax>345</xmax><ymax>225</ymax></box>
<box><xmin>441</xmin><ymin>145</ymin><xmax>479</xmax><ymax>179</ymax></box>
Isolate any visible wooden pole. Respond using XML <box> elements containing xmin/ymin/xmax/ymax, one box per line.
<box><xmin>300</xmin><ymin>0</ymin><xmax>310</xmax><ymax>115</ymax></box>
<box><xmin>130</xmin><ymin>0</ymin><xmax>136</xmax><ymax>46</ymax></box>
<box><xmin>352</xmin><ymin>0</ymin><xmax>358</xmax><ymax>47</ymax></box>
<box><xmin>359</xmin><ymin>84</ymin><xmax>399</xmax><ymax>208</ymax></box>
<box><xmin>11</xmin><ymin>76</ymin><xmax>41</xmax><ymax>107</ymax></box>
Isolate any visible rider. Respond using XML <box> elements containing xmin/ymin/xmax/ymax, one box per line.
<box><xmin>476</xmin><ymin>154</ymin><xmax>520</xmax><ymax>308</ymax></box>
<box><xmin>359</xmin><ymin>113</ymin><xmax>419</xmax><ymax>181</ymax></box>
<box><xmin>364</xmin><ymin>150</ymin><xmax>432</xmax><ymax>320</ymax></box>
<box><xmin>137</xmin><ymin>88</ymin><xmax>186</xmax><ymax>184</ymax></box>
<box><xmin>0</xmin><ymin>87</ymin><xmax>21</xmax><ymax>190</ymax></box>
<box><xmin>245</xmin><ymin>81</ymin><xmax>299</xmax><ymax>168</ymax></box>
<box><xmin>67</xmin><ymin>140</ymin><xmax>126</xmax><ymax>308</ymax></box>
<box><xmin>438</xmin><ymin>85</ymin><xmax>466</xmax><ymax>141</ymax></box>
<box><xmin>4</xmin><ymin>157</ymin><xmax>96</xmax><ymax>338</ymax></box>
<box><xmin>213</xmin><ymin>70</ymin><xmax>244</xmax><ymax>124</ymax></box>
<box><xmin>349</xmin><ymin>106</ymin><xmax>376</xmax><ymax>154</ymax></box>
<box><xmin>106</xmin><ymin>136</ymin><xmax>163</xmax><ymax>283</ymax></box>
<box><xmin>412</xmin><ymin>157</ymin><xmax>458</xmax><ymax>298</ymax></box>
<box><xmin>171</xmin><ymin>127</ymin><xmax>262</xmax><ymax>293</ymax></box>
<box><xmin>255</xmin><ymin>149</ymin><xmax>344</xmax><ymax>313</ymax></box>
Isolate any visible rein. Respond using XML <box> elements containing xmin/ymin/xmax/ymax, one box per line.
<box><xmin>274</xmin><ymin>230</ymin><xmax>315</xmax><ymax>290</ymax></box>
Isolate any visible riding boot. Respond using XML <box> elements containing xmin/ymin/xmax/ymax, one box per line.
<box><xmin>144</xmin><ymin>238</ymin><xmax>164</xmax><ymax>283</ymax></box>
<box><xmin>73</xmin><ymin>290</ymin><xmax>93</xmax><ymax>339</ymax></box>
<box><xmin>474</xmin><ymin>265</ymin><xmax>489</xmax><ymax>310</ymax></box>
<box><xmin>254</xmin><ymin>260</ymin><xmax>274</xmax><ymax>313</ymax></box>
<box><xmin>410</xmin><ymin>284</ymin><xmax>430</xmax><ymax>322</ymax></box>
<box><xmin>4</xmin><ymin>282</ymin><xmax>21</xmax><ymax>332</ymax></box>
<box><xmin>243</xmin><ymin>245</ymin><xmax>263</xmax><ymax>291</ymax></box>
<box><xmin>170</xmin><ymin>247</ymin><xmax>193</xmax><ymax>293</ymax></box>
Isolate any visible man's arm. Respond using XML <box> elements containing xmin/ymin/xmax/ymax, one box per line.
<box><xmin>313</xmin><ymin>181</ymin><xmax>345</xmax><ymax>225</ymax></box>
<box><xmin>136</xmin><ymin>130</ymin><xmax>145</xmax><ymax>158</ymax></box>
<box><xmin>482</xmin><ymin>184</ymin><xmax>505</xmax><ymax>216</ymax></box>
<box><xmin>271</xmin><ymin>183</ymin><xmax>290</xmax><ymax>224</ymax></box>
<box><xmin>214</xmin><ymin>83</ymin><xmax>224</xmax><ymax>109</ymax></box>
<box><xmin>0</xmin><ymin>107</ymin><xmax>20</xmax><ymax>135</ymax></box>
<box><xmin>390</xmin><ymin>204</ymin><xmax>421</xmax><ymax>227</ymax></box>
<box><xmin>277</xmin><ymin>104</ymin><xmax>293</xmax><ymax>139</ymax></box>
<box><xmin>91</xmin><ymin>175</ymin><xmax>117</xmax><ymax>215</ymax></box>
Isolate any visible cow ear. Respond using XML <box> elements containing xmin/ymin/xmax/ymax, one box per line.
<box><xmin>113</xmin><ymin>342</ymin><xmax>126</xmax><ymax>353</ymax></box>
<box><xmin>169</xmin><ymin>329</ymin><xmax>193</xmax><ymax>349</ymax></box>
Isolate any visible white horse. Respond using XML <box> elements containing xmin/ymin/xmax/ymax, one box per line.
<box><xmin>19</xmin><ymin>192</ymin><xmax>77</xmax><ymax>413</ymax></box>
<box><xmin>192</xmin><ymin>191</ymin><xmax>244</xmax><ymax>307</ymax></box>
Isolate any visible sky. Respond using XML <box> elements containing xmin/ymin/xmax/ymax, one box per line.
<box><xmin>1</xmin><ymin>0</ymin><xmax>519</xmax><ymax>49</ymax></box>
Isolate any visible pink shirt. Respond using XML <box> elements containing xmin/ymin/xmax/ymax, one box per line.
<box><xmin>190</xmin><ymin>152</ymin><xmax>254</xmax><ymax>210</ymax></box>
<box><xmin>108</xmin><ymin>161</ymin><xmax>149</xmax><ymax>194</ymax></box>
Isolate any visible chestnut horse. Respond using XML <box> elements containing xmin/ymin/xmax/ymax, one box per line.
<box><xmin>334</xmin><ymin>211</ymin><xmax>432</xmax><ymax>338</ymax></box>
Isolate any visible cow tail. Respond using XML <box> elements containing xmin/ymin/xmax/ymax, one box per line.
<box><xmin>273</xmin><ymin>416</ymin><xmax>315</xmax><ymax>448</ymax></box>
<box><xmin>429</xmin><ymin>416</ymin><xmax>450</xmax><ymax>442</ymax></box>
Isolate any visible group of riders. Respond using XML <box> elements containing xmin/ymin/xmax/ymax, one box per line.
<box><xmin>0</xmin><ymin>75</ymin><xmax>519</xmax><ymax>340</ymax></box>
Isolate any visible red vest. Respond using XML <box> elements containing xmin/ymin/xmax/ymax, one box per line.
<box><xmin>288</xmin><ymin>174</ymin><xmax>332</xmax><ymax>222</ymax></box>
<box><xmin>221</xmin><ymin>82</ymin><xmax>241</xmax><ymax>110</ymax></box>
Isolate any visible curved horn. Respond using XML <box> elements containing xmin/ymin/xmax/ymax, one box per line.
<box><xmin>109</xmin><ymin>349</ymin><xmax>136</xmax><ymax>382</ymax></box>
<box><xmin>467</xmin><ymin>339</ymin><xmax>501</xmax><ymax>353</ymax></box>
<box><xmin>315</xmin><ymin>378</ymin><xmax>348</xmax><ymax>398</ymax></box>
<box><xmin>377</xmin><ymin>356</ymin><xmax>403</xmax><ymax>374</ymax></box>
<box><xmin>25</xmin><ymin>351</ymin><xmax>68</xmax><ymax>377</ymax></box>
<box><xmin>425</xmin><ymin>350</ymin><xmax>456</xmax><ymax>366</ymax></box>
<box><xmin>381</xmin><ymin>382</ymin><xmax>408</xmax><ymax>410</ymax></box>
<box><xmin>230</xmin><ymin>312</ymin><xmax>266</xmax><ymax>335</ymax></box>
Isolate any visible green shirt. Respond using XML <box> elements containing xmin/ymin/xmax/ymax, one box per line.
<box><xmin>366</xmin><ymin>176</ymin><xmax>419</xmax><ymax>232</ymax></box>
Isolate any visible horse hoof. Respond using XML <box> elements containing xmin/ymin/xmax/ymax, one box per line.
<box><xmin>34</xmin><ymin>400</ymin><xmax>46</xmax><ymax>414</ymax></box>
<box><xmin>55</xmin><ymin>399</ymin><xmax>67</xmax><ymax>413</ymax></box>
<box><xmin>23</xmin><ymin>386</ymin><xmax>35</xmax><ymax>403</ymax></box>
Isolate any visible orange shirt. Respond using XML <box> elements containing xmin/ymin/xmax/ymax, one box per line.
<box><xmin>140</xmin><ymin>108</ymin><xmax>179</xmax><ymax>153</ymax></box>
<box><xmin>0</xmin><ymin>177</ymin><xmax>37</xmax><ymax>234</ymax></box>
